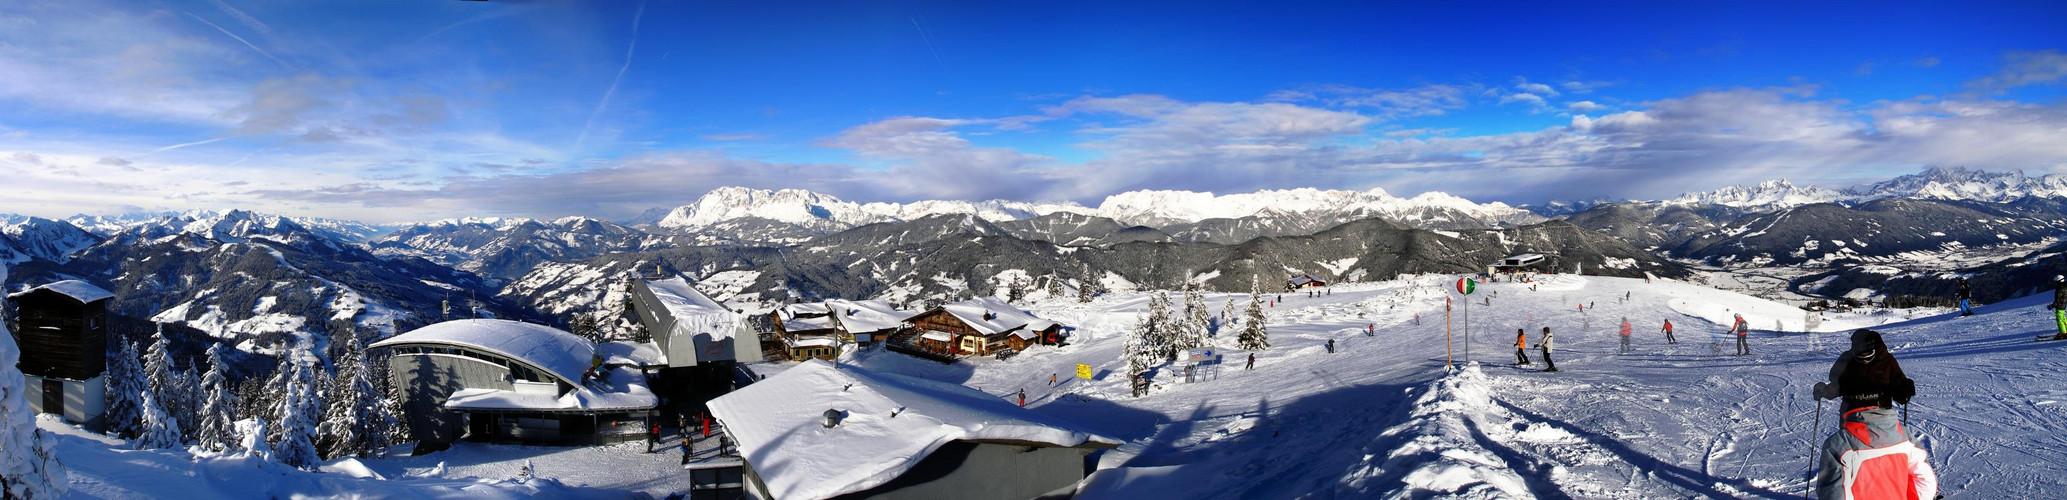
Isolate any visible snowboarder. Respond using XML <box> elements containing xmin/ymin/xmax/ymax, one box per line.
<box><xmin>2051</xmin><ymin>275</ymin><xmax>2067</xmax><ymax>340</ymax></box>
<box><xmin>1813</xmin><ymin>391</ymin><xmax>1937</xmax><ymax>499</ymax></box>
<box><xmin>1814</xmin><ymin>329</ymin><xmax>1915</xmax><ymax>415</ymax></box>
<box><xmin>1956</xmin><ymin>277</ymin><xmax>1974</xmax><ymax>317</ymax></box>
<box><xmin>1018</xmin><ymin>388</ymin><xmax>1027</xmax><ymax>407</ymax></box>
<box><xmin>1513</xmin><ymin>328</ymin><xmax>1531</xmax><ymax>365</ymax></box>
<box><xmin>1538</xmin><ymin>327</ymin><xmax>1557</xmax><ymax>372</ymax></box>
<box><xmin>1619</xmin><ymin>317</ymin><xmax>1632</xmax><ymax>354</ymax></box>
<box><xmin>1662</xmin><ymin>319</ymin><xmax>1677</xmax><ymax>344</ymax></box>
<box><xmin>1246</xmin><ymin>353</ymin><xmax>1255</xmax><ymax>370</ymax></box>
<box><xmin>1733</xmin><ymin>313</ymin><xmax>1751</xmax><ymax>355</ymax></box>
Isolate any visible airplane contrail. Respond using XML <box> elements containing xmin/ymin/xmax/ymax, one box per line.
<box><xmin>576</xmin><ymin>1</ymin><xmax>646</xmax><ymax>149</ymax></box>
<box><xmin>185</xmin><ymin>12</ymin><xmax>294</xmax><ymax>70</ymax></box>
<box><xmin>910</xmin><ymin>16</ymin><xmax>948</xmax><ymax>71</ymax></box>
<box><xmin>153</xmin><ymin>136</ymin><xmax>234</xmax><ymax>154</ymax></box>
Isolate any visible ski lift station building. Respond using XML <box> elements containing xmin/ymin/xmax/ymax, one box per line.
<box><xmin>627</xmin><ymin>276</ymin><xmax>761</xmax><ymax>414</ymax></box>
<box><xmin>1496</xmin><ymin>253</ymin><xmax>1547</xmax><ymax>271</ymax></box>
<box><xmin>372</xmin><ymin>319</ymin><xmax>659</xmax><ymax>446</ymax></box>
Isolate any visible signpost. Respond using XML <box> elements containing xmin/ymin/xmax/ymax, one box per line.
<box><xmin>1075</xmin><ymin>363</ymin><xmax>1093</xmax><ymax>380</ymax></box>
<box><xmin>1455</xmin><ymin>277</ymin><xmax>1476</xmax><ymax>365</ymax></box>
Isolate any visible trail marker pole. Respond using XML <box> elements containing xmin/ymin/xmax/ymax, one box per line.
<box><xmin>1456</xmin><ymin>278</ymin><xmax>1476</xmax><ymax>365</ymax></box>
<box><xmin>1445</xmin><ymin>296</ymin><xmax>1453</xmax><ymax>369</ymax></box>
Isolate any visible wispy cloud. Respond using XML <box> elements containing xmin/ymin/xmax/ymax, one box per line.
<box><xmin>183</xmin><ymin>11</ymin><xmax>293</xmax><ymax>71</ymax></box>
<box><xmin>1967</xmin><ymin>49</ymin><xmax>2067</xmax><ymax>91</ymax></box>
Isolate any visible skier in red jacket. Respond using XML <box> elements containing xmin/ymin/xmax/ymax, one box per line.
<box><xmin>1662</xmin><ymin>319</ymin><xmax>1677</xmax><ymax>344</ymax></box>
<box><xmin>1815</xmin><ymin>401</ymin><xmax>1937</xmax><ymax>499</ymax></box>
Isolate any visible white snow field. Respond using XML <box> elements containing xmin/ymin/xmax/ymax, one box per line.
<box><xmin>31</xmin><ymin>274</ymin><xmax>2067</xmax><ymax>498</ymax></box>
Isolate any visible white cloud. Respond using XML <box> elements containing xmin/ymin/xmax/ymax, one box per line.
<box><xmin>1514</xmin><ymin>77</ymin><xmax>1559</xmax><ymax>97</ymax></box>
<box><xmin>1968</xmin><ymin>49</ymin><xmax>2067</xmax><ymax>91</ymax></box>
<box><xmin>1566</xmin><ymin>100</ymin><xmax>1605</xmax><ymax>113</ymax></box>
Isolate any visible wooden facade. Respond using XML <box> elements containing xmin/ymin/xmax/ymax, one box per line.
<box><xmin>9</xmin><ymin>288</ymin><xmax>109</xmax><ymax>380</ymax></box>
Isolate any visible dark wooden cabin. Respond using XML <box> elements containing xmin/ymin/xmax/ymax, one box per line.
<box><xmin>8</xmin><ymin>280</ymin><xmax>111</xmax><ymax>380</ymax></box>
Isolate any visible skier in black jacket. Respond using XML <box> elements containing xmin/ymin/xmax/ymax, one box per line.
<box><xmin>1956</xmin><ymin>277</ymin><xmax>1973</xmax><ymax>317</ymax></box>
<box><xmin>2052</xmin><ymin>275</ymin><xmax>2067</xmax><ymax>340</ymax></box>
<box><xmin>1814</xmin><ymin>329</ymin><xmax>1915</xmax><ymax>415</ymax></box>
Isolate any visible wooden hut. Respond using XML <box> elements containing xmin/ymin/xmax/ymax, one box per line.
<box><xmin>6</xmin><ymin>280</ymin><xmax>113</xmax><ymax>428</ymax></box>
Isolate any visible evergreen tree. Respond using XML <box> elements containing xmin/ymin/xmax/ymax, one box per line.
<box><xmin>1185</xmin><ymin>286</ymin><xmax>1211</xmax><ymax>347</ymax></box>
<box><xmin>1</xmin><ymin>266</ymin><xmax>67</xmax><ymax>498</ymax></box>
<box><xmin>142</xmin><ymin>323</ymin><xmax>195</xmax><ymax>443</ymax></box>
<box><xmin>1077</xmin><ymin>263</ymin><xmax>1098</xmax><ymax>304</ymax></box>
<box><xmin>268</xmin><ymin>338</ymin><xmax>323</xmax><ymax>469</ymax></box>
<box><xmin>1123</xmin><ymin>314</ymin><xmax>1157</xmax><ymax>398</ymax></box>
<box><xmin>133</xmin><ymin>389</ymin><xmax>182</xmax><ymax>450</ymax></box>
<box><xmin>104</xmin><ymin>338</ymin><xmax>147</xmax><ymax>439</ymax></box>
<box><xmin>1006</xmin><ymin>276</ymin><xmax>1027</xmax><ymax>304</ymax></box>
<box><xmin>196</xmin><ymin>344</ymin><xmax>240</xmax><ymax>453</ymax></box>
<box><xmin>1239</xmin><ymin>276</ymin><xmax>1271</xmax><ymax>351</ymax></box>
<box><xmin>1046</xmin><ymin>273</ymin><xmax>1066</xmax><ymax>301</ymax></box>
<box><xmin>319</xmin><ymin>327</ymin><xmax>396</xmax><ymax>460</ymax></box>
<box><xmin>1144</xmin><ymin>291</ymin><xmax>1177</xmax><ymax>360</ymax></box>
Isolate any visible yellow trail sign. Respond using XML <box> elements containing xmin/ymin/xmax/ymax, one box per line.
<box><xmin>1076</xmin><ymin>363</ymin><xmax>1093</xmax><ymax>380</ymax></box>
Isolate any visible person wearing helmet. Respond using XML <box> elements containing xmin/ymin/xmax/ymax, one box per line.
<box><xmin>1814</xmin><ymin>329</ymin><xmax>1915</xmax><ymax>415</ymax></box>
<box><xmin>2051</xmin><ymin>275</ymin><xmax>2066</xmax><ymax>340</ymax></box>
<box><xmin>1955</xmin><ymin>277</ymin><xmax>1973</xmax><ymax>317</ymax></box>
<box><xmin>1733</xmin><ymin>313</ymin><xmax>1751</xmax><ymax>356</ymax></box>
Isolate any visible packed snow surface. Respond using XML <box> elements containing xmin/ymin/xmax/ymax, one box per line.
<box><xmin>34</xmin><ymin>272</ymin><xmax>2067</xmax><ymax>498</ymax></box>
<box><xmin>708</xmin><ymin>359</ymin><xmax>1119</xmax><ymax>500</ymax></box>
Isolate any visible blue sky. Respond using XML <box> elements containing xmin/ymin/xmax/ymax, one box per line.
<box><xmin>1</xmin><ymin>0</ymin><xmax>2064</xmax><ymax>222</ymax></box>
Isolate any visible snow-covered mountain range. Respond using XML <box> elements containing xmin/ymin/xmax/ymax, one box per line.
<box><xmin>1660</xmin><ymin>166</ymin><xmax>2067</xmax><ymax>212</ymax></box>
<box><xmin>648</xmin><ymin>186</ymin><xmax>1546</xmax><ymax>244</ymax></box>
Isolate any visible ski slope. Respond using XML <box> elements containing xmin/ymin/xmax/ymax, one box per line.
<box><xmin>30</xmin><ymin>274</ymin><xmax>2066</xmax><ymax>498</ymax></box>
<box><xmin>841</xmin><ymin>275</ymin><xmax>2067</xmax><ymax>498</ymax></box>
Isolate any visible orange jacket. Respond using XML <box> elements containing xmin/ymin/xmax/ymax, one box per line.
<box><xmin>1515</xmin><ymin>331</ymin><xmax>1526</xmax><ymax>348</ymax></box>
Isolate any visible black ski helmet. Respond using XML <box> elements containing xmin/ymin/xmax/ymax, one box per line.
<box><xmin>1850</xmin><ymin>329</ymin><xmax>1884</xmax><ymax>354</ymax></box>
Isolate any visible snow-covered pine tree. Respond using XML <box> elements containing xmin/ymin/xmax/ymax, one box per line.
<box><xmin>142</xmin><ymin>322</ymin><xmax>194</xmax><ymax>443</ymax></box>
<box><xmin>1239</xmin><ymin>276</ymin><xmax>1271</xmax><ymax>351</ymax></box>
<box><xmin>1123</xmin><ymin>315</ymin><xmax>1153</xmax><ymax>397</ymax></box>
<box><xmin>1145</xmin><ymin>291</ymin><xmax>1177</xmax><ymax>360</ymax></box>
<box><xmin>1007</xmin><ymin>276</ymin><xmax>1027</xmax><ymax>304</ymax></box>
<box><xmin>1077</xmin><ymin>263</ymin><xmax>1097</xmax><ymax>304</ymax></box>
<box><xmin>104</xmin><ymin>338</ymin><xmax>147</xmax><ymax>439</ymax></box>
<box><xmin>319</xmin><ymin>326</ymin><xmax>394</xmax><ymax>460</ymax></box>
<box><xmin>133</xmin><ymin>387</ymin><xmax>182</xmax><ymax>450</ymax></box>
<box><xmin>1182</xmin><ymin>284</ymin><xmax>1211</xmax><ymax>351</ymax></box>
<box><xmin>195</xmin><ymin>344</ymin><xmax>239</xmax><ymax>453</ymax></box>
<box><xmin>1046</xmin><ymin>273</ymin><xmax>1066</xmax><ymax>301</ymax></box>
<box><xmin>268</xmin><ymin>338</ymin><xmax>323</xmax><ymax>469</ymax></box>
<box><xmin>0</xmin><ymin>265</ymin><xmax>67</xmax><ymax>498</ymax></box>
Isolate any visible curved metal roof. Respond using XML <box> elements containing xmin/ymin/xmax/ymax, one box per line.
<box><xmin>371</xmin><ymin>319</ymin><xmax>593</xmax><ymax>387</ymax></box>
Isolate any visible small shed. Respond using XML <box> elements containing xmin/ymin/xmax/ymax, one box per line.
<box><xmin>707</xmin><ymin>360</ymin><xmax>1119</xmax><ymax>500</ymax></box>
<box><xmin>6</xmin><ymin>280</ymin><xmax>113</xmax><ymax>428</ymax></box>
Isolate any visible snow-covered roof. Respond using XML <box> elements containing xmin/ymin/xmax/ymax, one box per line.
<box><xmin>779</xmin><ymin>302</ymin><xmax>831</xmax><ymax>316</ymax></box>
<box><xmin>919</xmin><ymin>331</ymin><xmax>953</xmax><ymax>343</ymax></box>
<box><xmin>7</xmin><ymin>280</ymin><xmax>115</xmax><ymax>304</ymax></box>
<box><xmin>442</xmin><ymin>365</ymin><xmax>656</xmax><ymax>412</ymax></box>
<box><xmin>825</xmin><ymin>299</ymin><xmax>909</xmax><ymax>334</ymax></box>
<box><xmin>708</xmin><ymin>360</ymin><xmax>1119</xmax><ymax>500</ymax></box>
<box><xmin>598</xmin><ymin>341</ymin><xmax>665</xmax><ymax>366</ymax></box>
<box><xmin>786</xmin><ymin>336</ymin><xmax>836</xmax><ymax>348</ymax></box>
<box><xmin>934</xmin><ymin>297</ymin><xmax>1052</xmax><ymax>336</ymax></box>
<box><xmin>646</xmin><ymin>277</ymin><xmax>734</xmax><ymax>323</ymax></box>
<box><xmin>778</xmin><ymin>314</ymin><xmax>835</xmax><ymax>332</ymax></box>
<box><xmin>371</xmin><ymin>319</ymin><xmax>593</xmax><ymax>388</ymax></box>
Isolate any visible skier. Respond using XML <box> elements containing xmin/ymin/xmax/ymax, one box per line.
<box><xmin>1813</xmin><ymin>381</ymin><xmax>1937</xmax><ymax>499</ymax></box>
<box><xmin>1733</xmin><ymin>313</ymin><xmax>1751</xmax><ymax>355</ymax></box>
<box><xmin>1955</xmin><ymin>277</ymin><xmax>1974</xmax><ymax>317</ymax></box>
<box><xmin>1619</xmin><ymin>317</ymin><xmax>1632</xmax><ymax>354</ymax></box>
<box><xmin>1326</xmin><ymin>339</ymin><xmax>1335</xmax><ymax>353</ymax></box>
<box><xmin>646</xmin><ymin>419</ymin><xmax>660</xmax><ymax>453</ymax></box>
<box><xmin>1813</xmin><ymin>329</ymin><xmax>1915</xmax><ymax>415</ymax></box>
<box><xmin>1018</xmin><ymin>388</ymin><xmax>1027</xmax><ymax>407</ymax></box>
<box><xmin>1662</xmin><ymin>319</ymin><xmax>1677</xmax><ymax>344</ymax></box>
<box><xmin>2051</xmin><ymin>275</ymin><xmax>2067</xmax><ymax>340</ymax></box>
<box><xmin>1538</xmin><ymin>327</ymin><xmax>1557</xmax><ymax>372</ymax></box>
<box><xmin>1513</xmin><ymin>328</ymin><xmax>1531</xmax><ymax>365</ymax></box>
<box><xmin>1246</xmin><ymin>353</ymin><xmax>1255</xmax><ymax>370</ymax></box>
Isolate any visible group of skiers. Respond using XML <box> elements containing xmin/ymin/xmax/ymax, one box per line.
<box><xmin>1513</xmin><ymin>327</ymin><xmax>1556</xmax><ymax>372</ymax></box>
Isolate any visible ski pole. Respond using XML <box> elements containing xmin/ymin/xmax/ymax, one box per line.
<box><xmin>1806</xmin><ymin>397</ymin><xmax>1824</xmax><ymax>498</ymax></box>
